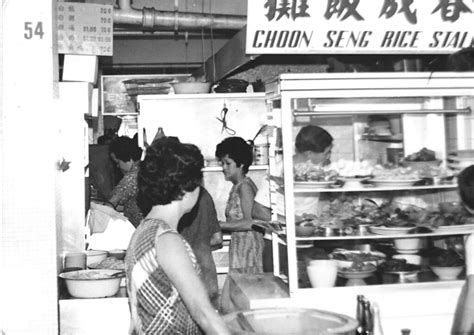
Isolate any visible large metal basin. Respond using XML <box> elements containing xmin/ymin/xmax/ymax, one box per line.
<box><xmin>223</xmin><ymin>307</ymin><xmax>358</xmax><ymax>334</ymax></box>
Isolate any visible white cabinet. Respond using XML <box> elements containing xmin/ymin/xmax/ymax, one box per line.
<box><xmin>265</xmin><ymin>72</ymin><xmax>474</xmax><ymax>298</ymax></box>
<box><xmin>136</xmin><ymin>93</ymin><xmax>269</xmax><ymax>220</ymax></box>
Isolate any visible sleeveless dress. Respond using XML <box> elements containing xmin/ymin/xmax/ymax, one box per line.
<box><xmin>125</xmin><ymin>218</ymin><xmax>202</xmax><ymax>334</ymax></box>
<box><xmin>225</xmin><ymin>177</ymin><xmax>264</xmax><ymax>274</ymax></box>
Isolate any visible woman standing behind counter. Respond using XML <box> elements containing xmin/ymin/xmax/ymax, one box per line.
<box><xmin>215</xmin><ymin>136</ymin><xmax>263</xmax><ymax>275</ymax></box>
<box><xmin>125</xmin><ymin>137</ymin><xmax>229</xmax><ymax>335</ymax></box>
<box><xmin>106</xmin><ymin>136</ymin><xmax>143</xmax><ymax>228</ymax></box>
<box><xmin>215</xmin><ymin>137</ymin><xmax>264</xmax><ymax>313</ymax></box>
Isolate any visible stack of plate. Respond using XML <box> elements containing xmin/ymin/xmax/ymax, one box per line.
<box><xmin>447</xmin><ymin>150</ymin><xmax>474</xmax><ymax>172</ymax></box>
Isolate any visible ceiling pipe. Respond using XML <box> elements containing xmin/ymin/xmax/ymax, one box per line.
<box><xmin>113</xmin><ymin>30</ymin><xmax>233</xmax><ymax>39</ymax></box>
<box><xmin>114</xmin><ymin>0</ymin><xmax>246</xmax><ymax>31</ymax></box>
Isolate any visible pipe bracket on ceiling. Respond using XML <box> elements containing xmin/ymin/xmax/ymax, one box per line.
<box><xmin>142</xmin><ymin>7</ymin><xmax>155</xmax><ymax>30</ymax></box>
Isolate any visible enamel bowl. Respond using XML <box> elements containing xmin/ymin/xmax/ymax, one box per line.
<box><xmin>59</xmin><ymin>269</ymin><xmax>124</xmax><ymax>298</ymax></box>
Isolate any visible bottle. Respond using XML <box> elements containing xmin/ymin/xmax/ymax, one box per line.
<box><xmin>451</xmin><ymin>274</ymin><xmax>474</xmax><ymax>334</ymax></box>
<box><xmin>371</xmin><ymin>302</ymin><xmax>384</xmax><ymax>335</ymax></box>
<box><xmin>363</xmin><ymin>300</ymin><xmax>373</xmax><ymax>335</ymax></box>
<box><xmin>356</xmin><ymin>295</ymin><xmax>366</xmax><ymax>335</ymax></box>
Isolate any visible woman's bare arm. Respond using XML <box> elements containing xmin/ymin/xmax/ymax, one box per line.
<box><xmin>156</xmin><ymin>233</ymin><xmax>230</xmax><ymax>335</ymax></box>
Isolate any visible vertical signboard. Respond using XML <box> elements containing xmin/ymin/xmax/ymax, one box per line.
<box><xmin>57</xmin><ymin>2</ymin><xmax>113</xmax><ymax>56</ymax></box>
<box><xmin>246</xmin><ymin>0</ymin><xmax>474</xmax><ymax>54</ymax></box>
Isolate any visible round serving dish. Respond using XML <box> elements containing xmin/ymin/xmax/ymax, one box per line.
<box><xmin>223</xmin><ymin>307</ymin><xmax>358</xmax><ymax>334</ymax></box>
<box><xmin>382</xmin><ymin>269</ymin><xmax>420</xmax><ymax>284</ymax></box>
<box><xmin>368</xmin><ymin>225</ymin><xmax>414</xmax><ymax>235</ymax></box>
<box><xmin>59</xmin><ymin>269</ymin><xmax>125</xmax><ymax>298</ymax></box>
<box><xmin>329</xmin><ymin>250</ymin><xmax>386</xmax><ymax>269</ymax></box>
<box><xmin>430</xmin><ymin>265</ymin><xmax>464</xmax><ymax>280</ymax></box>
<box><xmin>369</xmin><ymin>178</ymin><xmax>421</xmax><ymax>188</ymax></box>
<box><xmin>338</xmin><ymin>267</ymin><xmax>377</xmax><ymax>286</ymax></box>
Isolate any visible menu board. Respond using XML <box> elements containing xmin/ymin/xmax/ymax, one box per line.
<box><xmin>57</xmin><ymin>2</ymin><xmax>113</xmax><ymax>56</ymax></box>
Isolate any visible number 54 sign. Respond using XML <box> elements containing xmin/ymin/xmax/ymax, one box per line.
<box><xmin>24</xmin><ymin>22</ymin><xmax>44</xmax><ymax>39</ymax></box>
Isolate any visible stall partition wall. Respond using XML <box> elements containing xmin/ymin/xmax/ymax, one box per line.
<box><xmin>1</xmin><ymin>1</ymin><xmax>60</xmax><ymax>333</ymax></box>
<box><xmin>137</xmin><ymin>94</ymin><xmax>268</xmax><ymax>220</ymax></box>
<box><xmin>56</xmin><ymin>83</ymin><xmax>90</xmax><ymax>264</ymax></box>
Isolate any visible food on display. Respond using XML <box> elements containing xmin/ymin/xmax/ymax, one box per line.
<box><xmin>294</xmin><ymin>162</ymin><xmax>338</xmax><ymax>181</ymax></box>
<box><xmin>379</xmin><ymin>259</ymin><xmax>420</xmax><ymax>272</ymax></box>
<box><xmin>90</xmin><ymin>256</ymin><xmax>125</xmax><ymax>270</ymax></box>
<box><xmin>429</xmin><ymin>249</ymin><xmax>464</xmax><ymax>267</ymax></box>
<box><xmin>330</xmin><ymin>250</ymin><xmax>386</xmax><ymax>263</ymax></box>
<box><xmin>340</xmin><ymin>262</ymin><xmax>376</xmax><ymax>273</ymax></box>
<box><xmin>404</xmin><ymin>148</ymin><xmax>436</xmax><ymax>162</ymax></box>
<box><xmin>65</xmin><ymin>270</ymin><xmax>122</xmax><ymax>280</ymax></box>
<box><xmin>371</xmin><ymin>166</ymin><xmax>419</xmax><ymax>180</ymax></box>
<box><xmin>330</xmin><ymin>159</ymin><xmax>374</xmax><ymax>178</ymax></box>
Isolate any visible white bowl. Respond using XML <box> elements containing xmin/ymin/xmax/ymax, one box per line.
<box><xmin>85</xmin><ymin>250</ymin><xmax>108</xmax><ymax>267</ymax></box>
<box><xmin>59</xmin><ymin>269</ymin><xmax>124</xmax><ymax>298</ymax></box>
<box><xmin>430</xmin><ymin>266</ymin><xmax>464</xmax><ymax>280</ymax></box>
<box><xmin>172</xmin><ymin>82</ymin><xmax>211</xmax><ymax>94</ymax></box>
<box><xmin>394</xmin><ymin>238</ymin><xmax>422</xmax><ymax>253</ymax></box>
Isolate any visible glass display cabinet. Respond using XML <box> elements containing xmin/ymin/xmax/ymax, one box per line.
<box><xmin>264</xmin><ymin>72</ymin><xmax>474</xmax><ymax>298</ymax></box>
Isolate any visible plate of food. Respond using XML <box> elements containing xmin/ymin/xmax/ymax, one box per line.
<box><xmin>435</xmin><ymin>223</ymin><xmax>474</xmax><ymax>233</ymax></box>
<box><xmin>338</xmin><ymin>262</ymin><xmax>377</xmax><ymax>279</ymax></box>
<box><xmin>368</xmin><ymin>224</ymin><xmax>415</xmax><ymax>235</ymax></box>
<box><xmin>329</xmin><ymin>249</ymin><xmax>386</xmax><ymax>269</ymax></box>
<box><xmin>369</xmin><ymin>178</ymin><xmax>421</xmax><ymax>188</ymax></box>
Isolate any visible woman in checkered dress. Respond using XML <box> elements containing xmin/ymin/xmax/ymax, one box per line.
<box><xmin>125</xmin><ymin>137</ymin><xmax>229</xmax><ymax>334</ymax></box>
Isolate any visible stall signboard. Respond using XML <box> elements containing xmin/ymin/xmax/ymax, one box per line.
<box><xmin>57</xmin><ymin>2</ymin><xmax>113</xmax><ymax>56</ymax></box>
<box><xmin>246</xmin><ymin>0</ymin><xmax>474</xmax><ymax>54</ymax></box>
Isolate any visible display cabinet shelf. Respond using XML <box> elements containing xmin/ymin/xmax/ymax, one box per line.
<box><xmin>295</xmin><ymin>230</ymin><xmax>474</xmax><ymax>241</ymax></box>
<box><xmin>290</xmin><ymin>183</ymin><xmax>457</xmax><ymax>193</ymax></box>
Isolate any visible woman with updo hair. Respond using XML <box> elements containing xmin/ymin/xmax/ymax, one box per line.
<box><xmin>125</xmin><ymin>137</ymin><xmax>229</xmax><ymax>335</ymax></box>
<box><xmin>106</xmin><ymin>136</ymin><xmax>144</xmax><ymax>228</ymax></box>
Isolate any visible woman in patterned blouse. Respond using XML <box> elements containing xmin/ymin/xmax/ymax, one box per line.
<box><xmin>125</xmin><ymin>137</ymin><xmax>229</xmax><ymax>335</ymax></box>
<box><xmin>215</xmin><ymin>136</ymin><xmax>263</xmax><ymax>274</ymax></box>
<box><xmin>215</xmin><ymin>137</ymin><xmax>263</xmax><ymax>313</ymax></box>
<box><xmin>107</xmin><ymin>136</ymin><xmax>143</xmax><ymax>228</ymax></box>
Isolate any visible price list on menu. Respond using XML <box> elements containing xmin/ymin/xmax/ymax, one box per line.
<box><xmin>57</xmin><ymin>2</ymin><xmax>113</xmax><ymax>56</ymax></box>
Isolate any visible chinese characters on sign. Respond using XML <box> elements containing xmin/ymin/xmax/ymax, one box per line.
<box><xmin>246</xmin><ymin>0</ymin><xmax>474</xmax><ymax>54</ymax></box>
<box><xmin>57</xmin><ymin>3</ymin><xmax>113</xmax><ymax>56</ymax></box>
